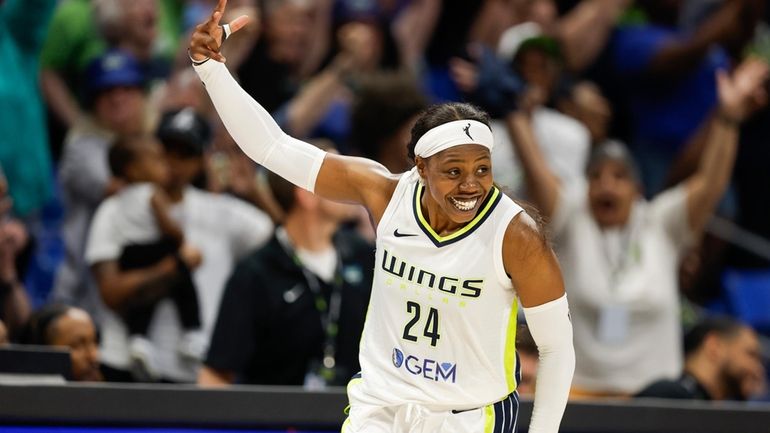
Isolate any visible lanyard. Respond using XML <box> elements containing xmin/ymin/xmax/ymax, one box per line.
<box><xmin>599</xmin><ymin>209</ymin><xmax>642</xmax><ymax>292</ymax></box>
<box><xmin>275</xmin><ymin>227</ymin><xmax>344</xmax><ymax>371</ymax></box>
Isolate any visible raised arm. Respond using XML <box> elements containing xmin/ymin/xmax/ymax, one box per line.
<box><xmin>189</xmin><ymin>0</ymin><xmax>396</xmax><ymax>224</ymax></box>
<box><xmin>504</xmin><ymin>101</ymin><xmax>562</xmax><ymax>219</ymax></box>
<box><xmin>283</xmin><ymin>23</ymin><xmax>380</xmax><ymax>138</ymax></box>
<box><xmin>645</xmin><ymin>1</ymin><xmax>745</xmax><ymax>79</ymax></box>
<box><xmin>556</xmin><ymin>0</ymin><xmax>631</xmax><ymax>73</ymax></box>
<box><xmin>684</xmin><ymin>58</ymin><xmax>768</xmax><ymax>235</ymax></box>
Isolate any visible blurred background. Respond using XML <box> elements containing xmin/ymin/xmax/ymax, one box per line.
<box><xmin>1</xmin><ymin>0</ymin><xmax>770</xmax><ymax>426</ymax></box>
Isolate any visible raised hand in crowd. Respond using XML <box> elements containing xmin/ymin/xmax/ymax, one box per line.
<box><xmin>716</xmin><ymin>57</ymin><xmax>769</xmax><ymax>123</ymax></box>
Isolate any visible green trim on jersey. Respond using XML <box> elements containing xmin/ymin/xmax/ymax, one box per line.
<box><xmin>413</xmin><ymin>183</ymin><xmax>502</xmax><ymax>247</ymax></box>
<box><xmin>484</xmin><ymin>404</ymin><xmax>495</xmax><ymax>433</ymax></box>
<box><xmin>504</xmin><ymin>299</ymin><xmax>519</xmax><ymax>393</ymax></box>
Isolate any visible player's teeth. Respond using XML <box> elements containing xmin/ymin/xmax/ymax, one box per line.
<box><xmin>450</xmin><ymin>197</ymin><xmax>478</xmax><ymax>211</ymax></box>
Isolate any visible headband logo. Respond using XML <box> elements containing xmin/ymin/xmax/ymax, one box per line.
<box><xmin>463</xmin><ymin>123</ymin><xmax>473</xmax><ymax>140</ymax></box>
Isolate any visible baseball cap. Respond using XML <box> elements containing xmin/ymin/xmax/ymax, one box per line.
<box><xmin>85</xmin><ymin>50</ymin><xmax>145</xmax><ymax>96</ymax></box>
<box><xmin>515</xmin><ymin>36</ymin><xmax>562</xmax><ymax>62</ymax></box>
<box><xmin>156</xmin><ymin>108</ymin><xmax>212</xmax><ymax>157</ymax></box>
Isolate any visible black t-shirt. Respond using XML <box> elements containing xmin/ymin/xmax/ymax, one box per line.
<box><xmin>635</xmin><ymin>373</ymin><xmax>712</xmax><ymax>400</ymax></box>
<box><xmin>205</xmin><ymin>230</ymin><xmax>374</xmax><ymax>385</ymax></box>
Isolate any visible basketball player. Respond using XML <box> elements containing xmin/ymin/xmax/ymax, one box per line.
<box><xmin>189</xmin><ymin>1</ymin><xmax>574</xmax><ymax>431</ymax></box>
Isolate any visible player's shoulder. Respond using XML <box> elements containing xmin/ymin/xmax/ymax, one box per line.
<box><xmin>503</xmin><ymin>203</ymin><xmax>550</xmax><ymax>260</ymax></box>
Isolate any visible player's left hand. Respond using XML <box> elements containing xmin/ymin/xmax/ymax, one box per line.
<box><xmin>189</xmin><ymin>0</ymin><xmax>251</xmax><ymax>63</ymax></box>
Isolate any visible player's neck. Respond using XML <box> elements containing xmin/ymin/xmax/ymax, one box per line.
<box><xmin>420</xmin><ymin>193</ymin><xmax>463</xmax><ymax>236</ymax></box>
<box><xmin>283</xmin><ymin>211</ymin><xmax>336</xmax><ymax>252</ymax></box>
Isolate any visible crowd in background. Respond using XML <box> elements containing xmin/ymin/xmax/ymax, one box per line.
<box><xmin>1</xmin><ymin>0</ymin><xmax>770</xmax><ymax>403</ymax></box>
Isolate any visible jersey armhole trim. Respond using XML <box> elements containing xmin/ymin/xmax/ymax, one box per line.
<box><xmin>494</xmin><ymin>205</ymin><xmax>524</xmax><ymax>288</ymax></box>
<box><xmin>375</xmin><ymin>170</ymin><xmax>413</xmax><ymax>238</ymax></box>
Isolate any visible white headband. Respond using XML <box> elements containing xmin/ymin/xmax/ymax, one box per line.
<box><xmin>414</xmin><ymin>120</ymin><xmax>494</xmax><ymax>158</ymax></box>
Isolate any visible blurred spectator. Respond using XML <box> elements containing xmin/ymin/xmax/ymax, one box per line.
<box><xmin>637</xmin><ymin>316</ymin><xmax>766</xmax><ymax>400</ymax></box>
<box><xmin>40</xmin><ymin>0</ymin><xmax>109</xmax><ymax>153</ymax></box>
<box><xmin>0</xmin><ymin>167</ymin><xmax>32</xmax><ymax>342</ymax></box>
<box><xmin>522</xmin><ymin>0</ymin><xmax>632</xmax><ymax>73</ymax></box>
<box><xmin>608</xmin><ymin>0</ymin><xmax>758</xmax><ymax>194</ymax></box>
<box><xmin>24</xmin><ymin>304</ymin><xmax>103</xmax><ymax>382</ymax></box>
<box><xmin>0</xmin><ymin>0</ymin><xmax>56</xmax><ymax>218</ymax></box>
<box><xmin>40</xmin><ymin>0</ymin><xmax>180</xmax><ymax>159</ymax></box>
<box><xmin>349</xmin><ymin>71</ymin><xmax>427</xmax><ymax>172</ymax></box>
<box><xmin>233</xmin><ymin>0</ymin><xmax>384</xmax><ymax>151</ymax></box>
<box><xmin>422</xmin><ymin>0</ymin><xmax>486</xmax><ymax>101</ymax></box>
<box><xmin>557</xmin><ymin>81</ymin><xmax>613</xmax><ymax>147</ymax></box>
<box><xmin>199</xmin><ymin>154</ymin><xmax>373</xmax><ymax>388</ymax></box>
<box><xmin>450</xmin><ymin>36</ymin><xmax>590</xmax><ymax>197</ymax></box>
<box><xmin>331</xmin><ymin>0</ymin><xmax>419</xmax><ymax>72</ymax></box>
<box><xmin>156</xmin><ymin>108</ymin><xmax>272</xmax><ymax>363</ymax></box>
<box><xmin>437</xmin><ymin>0</ymin><xmax>628</xmax><ymax>102</ymax></box>
<box><xmin>86</xmin><ymin>137</ymin><xmax>201</xmax><ymax>381</ymax></box>
<box><xmin>86</xmin><ymin>108</ymin><xmax>272</xmax><ymax>382</ymax></box>
<box><xmin>157</xmin><ymin>67</ymin><xmax>209</xmax><ymax>114</ymax></box>
<box><xmin>728</xmin><ymin>105</ymin><xmax>770</xmax><ymax>270</ymax></box>
<box><xmin>274</xmin><ymin>21</ymin><xmax>381</xmax><ymax>145</ymax></box>
<box><xmin>0</xmin><ymin>319</ymin><xmax>8</xmax><ymax>346</ymax></box>
<box><xmin>103</xmin><ymin>133</ymin><xmax>203</xmax><ymax>381</ymax></box>
<box><xmin>0</xmin><ymin>226</ymin><xmax>32</xmax><ymax>343</ymax></box>
<box><xmin>94</xmin><ymin>0</ymin><xmax>176</xmax><ymax>85</ymax></box>
<box><xmin>505</xmin><ymin>58</ymin><xmax>768</xmax><ymax>396</ymax></box>
<box><xmin>237</xmin><ymin>0</ymin><xmax>327</xmax><ymax>113</ymax></box>
<box><xmin>516</xmin><ymin>324</ymin><xmax>539</xmax><ymax>396</ymax></box>
<box><xmin>388</xmin><ymin>0</ymin><xmax>440</xmax><ymax>73</ymax></box>
<box><xmin>53</xmin><ymin>49</ymin><xmax>149</xmax><ymax>324</ymax></box>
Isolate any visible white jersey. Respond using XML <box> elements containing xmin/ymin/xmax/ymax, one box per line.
<box><xmin>356</xmin><ymin>168</ymin><xmax>524</xmax><ymax>410</ymax></box>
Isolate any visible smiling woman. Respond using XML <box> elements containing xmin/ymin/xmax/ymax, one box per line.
<box><xmin>188</xmin><ymin>1</ymin><xmax>575</xmax><ymax>431</ymax></box>
<box><xmin>408</xmin><ymin>105</ymin><xmax>495</xmax><ymax>233</ymax></box>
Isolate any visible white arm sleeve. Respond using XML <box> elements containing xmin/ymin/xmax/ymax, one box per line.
<box><xmin>193</xmin><ymin>61</ymin><xmax>326</xmax><ymax>192</ymax></box>
<box><xmin>522</xmin><ymin>294</ymin><xmax>575</xmax><ymax>433</ymax></box>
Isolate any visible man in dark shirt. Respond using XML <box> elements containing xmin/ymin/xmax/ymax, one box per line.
<box><xmin>636</xmin><ymin>316</ymin><xmax>765</xmax><ymax>400</ymax></box>
<box><xmin>198</xmin><ymin>168</ymin><xmax>373</xmax><ymax>387</ymax></box>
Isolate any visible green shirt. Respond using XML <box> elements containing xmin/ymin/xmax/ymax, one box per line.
<box><xmin>40</xmin><ymin>0</ymin><xmax>183</xmax><ymax>102</ymax></box>
<box><xmin>40</xmin><ymin>0</ymin><xmax>105</xmax><ymax>100</ymax></box>
<box><xmin>0</xmin><ymin>0</ymin><xmax>57</xmax><ymax>216</ymax></box>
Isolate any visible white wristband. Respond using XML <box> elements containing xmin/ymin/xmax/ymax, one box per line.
<box><xmin>188</xmin><ymin>48</ymin><xmax>210</xmax><ymax>66</ymax></box>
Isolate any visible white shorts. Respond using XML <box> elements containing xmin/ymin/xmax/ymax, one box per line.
<box><xmin>342</xmin><ymin>374</ymin><xmax>519</xmax><ymax>433</ymax></box>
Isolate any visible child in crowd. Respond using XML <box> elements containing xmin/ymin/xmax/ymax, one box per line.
<box><xmin>106</xmin><ymin>134</ymin><xmax>202</xmax><ymax>379</ymax></box>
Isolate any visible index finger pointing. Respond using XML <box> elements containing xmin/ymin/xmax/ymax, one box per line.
<box><xmin>216</xmin><ymin>0</ymin><xmax>228</xmax><ymax>14</ymax></box>
<box><xmin>210</xmin><ymin>0</ymin><xmax>228</xmax><ymax>26</ymax></box>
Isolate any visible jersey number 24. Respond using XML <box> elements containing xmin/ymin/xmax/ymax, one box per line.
<box><xmin>402</xmin><ymin>301</ymin><xmax>440</xmax><ymax>347</ymax></box>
